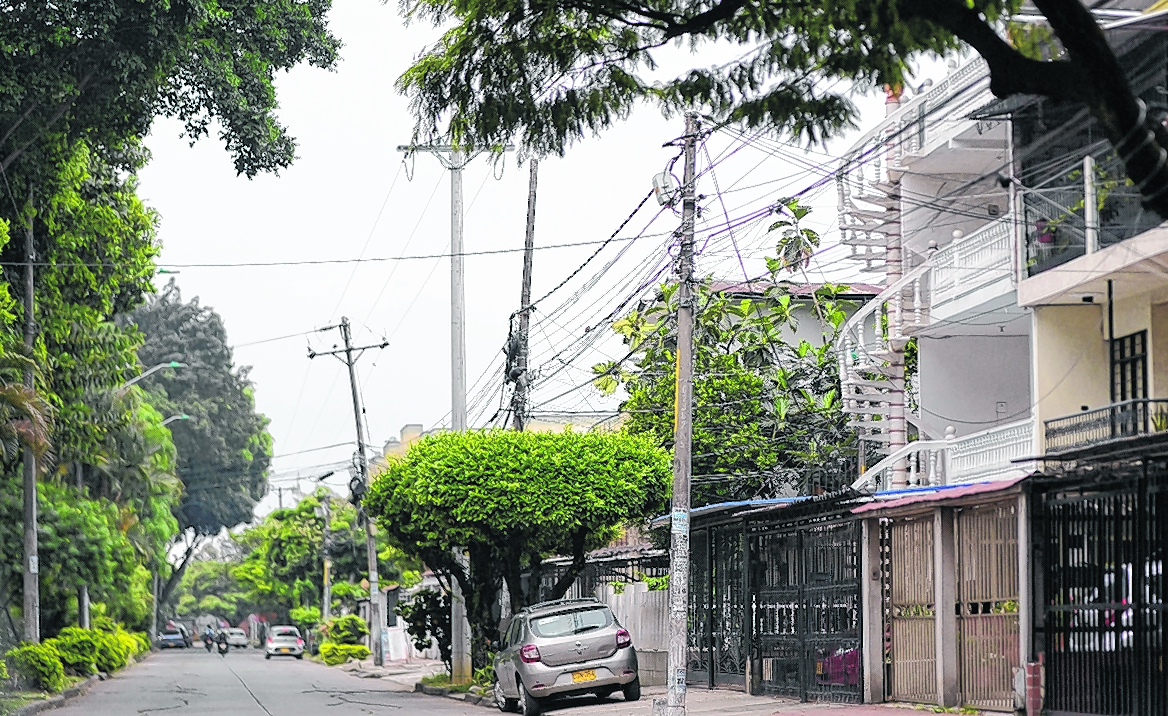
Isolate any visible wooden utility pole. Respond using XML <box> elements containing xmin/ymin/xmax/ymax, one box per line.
<box><xmin>511</xmin><ymin>159</ymin><xmax>538</xmax><ymax>431</ymax></box>
<box><xmin>656</xmin><ymin>112</ymin><xmax>699</xmax><ymax>716</ymax></box>
<box><xmin>308</xmin><ymin>319</ymin><xmax>388</xmax><ymax>665</ymax></box>
<box><xmin>22</xmin><ymin>195</ymin><xmax>39</xmax><ymax>643</ymax></box>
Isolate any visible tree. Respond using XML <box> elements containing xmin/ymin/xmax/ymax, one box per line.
<box><xmin>364</xmin><ymin>430</ymin><xmax>671</xmax><ymax>668</ymax></box>
<box><xmin>397</xmin><ymin>0</ymin><xmax>1168</xmax><ymax>216</ymax></box>
<box><xmin>0</xmin><ymin>0</ymin><xmax>340</xmax><ymax>179</ymax></box>
<box><xmin>595</xmin><ymin>278</ymin><xmax>855</xmax><ymax>507</ymax></box>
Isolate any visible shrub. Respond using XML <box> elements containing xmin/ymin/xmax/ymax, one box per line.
<box><xmin>323</xmin><ymin>614</ymin><xmax>368</xmax><ymax>645</ymax></box>
<box><xmin>45</xmin><ymin>627</ymin><xmax>99</xmax><ymax>675</ymax></box>
<box><xmin>319</xmin><ymin>642</ymin><xmax>370</xmax><ymax>666</ymax></box>
<box><xmin>6</xmin><ymin>643</ymin><xmax>66</xmax><ymax>693</ymax></box>
<box><xmin>92</xmin><ymin>630</ymin><xmax>129</xmax><ymax>673</ymax></box>
<box><xmin>0</xmin><ymin>658</ymin><xmax>8</xmax><ymax>680</ymax></box>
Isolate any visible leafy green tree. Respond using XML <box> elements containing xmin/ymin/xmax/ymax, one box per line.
<box><xmin>127</xmin><ymin>279</ymin><xmax>273</xmax><ymax>604</ymax></box>
<box><xmin>365</xmin><ymin>430</ymin><xmax>671</xmax><ymax>668</ymax></box>
<box><xmin>231</xmin><ymin>488</ymin><xmax>413</xmax><ymax>624</ymax></box>
<box><xmin>396</xmin><ymin>0</ymin><xmax>1168</xmax><ymax>215</ymax></box>
<box><xmin>594</xmin><ymin>276</ymin><xmax>856</xmax><ymax>506</ymax></box>
<box><xmin>173</xmin><ymin>560</ymin><xmax>255</xmax><ymax>625</ymax></box>
<box><xmin>0</xmin><ymin>0</ymin><xmax>339</xmax><ymax>179</ymax></box>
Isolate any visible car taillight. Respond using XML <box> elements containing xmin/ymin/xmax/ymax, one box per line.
<box><xmin>297</xmin><ymin>638</ymin><xmax>304</xmax><ymax>647</ymax></box>
<box><xmin>616</xmin><ymin>628</ymin><xmax>631</xmax><ymax>649</ymax></box>
<box><xmin>266</xmin><ymin>638</ymin><xmax>273</xmax><ymax>645</ymax></box>
<box><xmin>520</xmin><ymin>644</ymin><xmax>541</xmax><ymax>663</ymax></box>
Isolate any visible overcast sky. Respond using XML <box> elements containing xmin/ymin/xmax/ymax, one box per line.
<box><xmin>136</xmin><ymin>0</ymin><xmax>953</xmax><ymax>514</ymax></box>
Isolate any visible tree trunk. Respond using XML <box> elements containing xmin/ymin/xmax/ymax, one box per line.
<box><xmin>547</xmin><ymin>529</ymin><xmax>588</xmax><ymax>601</ymax></box>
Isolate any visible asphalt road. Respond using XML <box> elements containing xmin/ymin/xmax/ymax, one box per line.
<box><xmin>52</xmin><ymin>647</ymin><xmax>481</xmax><ymax>716</ymax></box>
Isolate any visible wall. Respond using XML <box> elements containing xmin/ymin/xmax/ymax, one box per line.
<box><xmin>598</xmin><ymin>582</ymin><xmax>668</xmax><ymax>686</ymax></box>
<box><xmin>1153</xmin><ymin>303</ymin><xmax>1168</xmax><ymax>399</ymax></box>
<box><xmin>918</xmin><ymin>334</ymin><xmax>1031</xmax><ymax>438</ymax></box>
<box><xmin>1032</xmin><ymin>305</ymin><xmax>1110</xmax><ymax>431</ymax></box>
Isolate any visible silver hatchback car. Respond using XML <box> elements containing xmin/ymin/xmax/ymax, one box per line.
<box><xmin>493</xmin><ymin>598</ymin><xmax>639</xmax><ymax>716</ymax></box>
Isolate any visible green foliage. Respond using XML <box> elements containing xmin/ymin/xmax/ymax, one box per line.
<box><xmin>44</xmin><ymin>627</ymin><xmax>99</xmax><ymax>676</ymax></box>
<box><xmin>473</xmin><ymin>662</ymin><xmax>495</xmax><ymax>688</ymax></box>
<box><xmin>396</xmin><ymin>589</ymin><xmax>451</xmax><ymax>672</ymax></box>
<box><xmin>0</xmin><ymin>0</ymin><xmax>339</xmax><ymax>179</ymax></box>
<box><xmin>643</xmin><ymin>575</ymin><xmax>669</xmax><ymax>591</ymax></box>
<box><xmin>130</xmin><ymin>280</ymin><xmax>272</xmax><ymax>536</ymax></box>
<box><xmin>323</xmin><ymin>614</ymin><xmax>369</xmax><ymax>646</ymax></box>
<box><xmin>392</xmin><ymin>0</ymin><xmax>1026</xmax><ymax>155</ymax></box>
<box><xmin>173</xmin><ymin>559</ymin><xmax>255</xmax><ymax>625</ymax></box>
<box><xmin>319</xmin><ymin>642</ymin><xmax>370</xmax><ymax>666</ymax></box>
<box><xmin>597</xmin><ymin>275</ymin><xmax>856</xmax><ymax>506</ymax></box>
<box><xmin>6</xmin><ymin>643</ymin><xmax>66</xmax><ymax>693</ymax></box>
<box><xmin>367</xmin><ymin>430</ymin><xmax>669</xmax><ymax>669</ymax></box>
<box><xmin>290</xmin><ymin>606</ymin><xmax>322</xmax><ymax>633</ymax></box>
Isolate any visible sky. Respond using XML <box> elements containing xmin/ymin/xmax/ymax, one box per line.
<box><xmin>135</xmin><ymin>0</ymin><xmax>954</xmax><ymax>515</ymax></box>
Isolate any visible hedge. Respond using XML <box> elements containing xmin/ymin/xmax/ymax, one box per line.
<box><xmin>45</xmin><ymin>627</ymin><xmax>99</xmax><ymax>675</ymax></box>
<box><xmin>319</xmin><ymin>643</ymin><xmax>370</xmax><ymax>666</ymax></box>
<box><xmin>323</xmin><ymin>614</ymin><xmax>369</xmax><ymax>645</ymax></box>
<box><xmin>7</xmin><ymin>643</ymin><xmax>66</xmax><ymax>693</ymax></box>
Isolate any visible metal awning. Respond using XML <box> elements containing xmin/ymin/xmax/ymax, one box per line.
<box><xmin>850</xmin><ymin>475</ymin><xmax>1029</xmax><ymax>516</ymax></box>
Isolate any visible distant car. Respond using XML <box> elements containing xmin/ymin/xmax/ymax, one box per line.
<box><xmin>157</xmin><ymin>629</ymin><xmax>188</xmax><ymax>649</ymax></box>
<box><xmin>225</xmin><ymin>628</ymin><xmax>249</xmax><ymax>648</ymax></box>
<box><xmin>493</xmin><ymin>598</ymin><xmax>639</xmax><ymax>716</ymax></box>
<box><xmin>265</xmin><ymin>625</ymin><xmax>304</xmax><ymax>660</ymax></box>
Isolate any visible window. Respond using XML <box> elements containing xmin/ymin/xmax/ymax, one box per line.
<box><xmin>529</xmin><ymin>607</ymin><xmax>611</xmax><ymax>638</ymax></box>
<box><xmin>1111</xmin><ymin>330</ymin><xmax>1147</xmax><ymax>402</ymax></box>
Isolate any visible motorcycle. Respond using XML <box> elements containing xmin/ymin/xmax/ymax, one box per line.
<box><xmin>203</xmin><ymin>635</ymin><xmax>214</xmax><ymax>653</ymax></box>
<box><xmin>217</xmin><ymin>639</ymin><xmax>229</xmax><ymax>657</ymax></box>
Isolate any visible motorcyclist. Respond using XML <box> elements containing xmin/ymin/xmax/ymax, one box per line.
<box><xmin>216</xmin><ymin>629</ymin><xmax>229</xmax><ymax>657</ymax></box>
<box><xmin>202</xmin><ymin>626</ymin><xmax>214</xmax><ymax>652</ymax></box>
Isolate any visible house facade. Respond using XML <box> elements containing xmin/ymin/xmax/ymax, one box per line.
<box><xmin>685</xmin><ymin>15</ymin><xmax>1168</xmax><ymax>716</ymax></box>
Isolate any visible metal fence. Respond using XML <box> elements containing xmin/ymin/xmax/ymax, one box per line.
<box><xmin>1042</xmin><ymin>469</ymin><xmax>1167</xmax><ymax>716</ymax></box>
<box><xmin>1044</xmin><ymin>399</ymin><xmax>1168</xmax><ymax>454</ymax></box>
<box><xmin>888</xmin><ymin>517</ymin><xmax>937</xmax><ymax>704</ymax></box>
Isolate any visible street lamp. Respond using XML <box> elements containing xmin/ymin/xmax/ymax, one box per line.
<box><xmin>161</xmin><ymin>414</ymin><xmax>190</xmax><ymax>427</ymax></box>
<box><xmin>121</xmin><ymin>361</ymin><xmax>187</xmax><ymax>391</ymax></box>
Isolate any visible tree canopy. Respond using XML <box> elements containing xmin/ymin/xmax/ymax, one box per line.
<box><xmin>397</xmin><ymin>0</ymin><xmax>1168</xmax><ymax>215</ymax></box>
<box><xmin>129</xmin><ymin>280</ymin><xmax>273</xmax><ymax>537</ymax></box>
<box><xmin>365</xmin><ymin>429</ymin><xmax>671</xmax><ymax>667</ymax></box>
<box><xmin>0</xmin><ymin>0</ymin><xmax>340</xmax><ymax>179</ymax></box>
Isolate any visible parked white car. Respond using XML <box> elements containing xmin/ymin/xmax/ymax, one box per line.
<box><xmin>265</xmin><ymin>625</ymin><xmax>304</xmax><ymax>660</ymax></box>
<box><xmin>225</xmin><ymin>628</ymin><xmax>249</xmax><ymax>648</ymax></box>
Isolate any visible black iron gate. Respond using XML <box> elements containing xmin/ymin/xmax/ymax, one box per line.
<box><xmin>752</xmin><ymin>519</ymin><xmax>862</xmax><ymax>703</ymax></box>
<box><xmin>688</xmin><ymin>525</ymin><xmax>747</xmax><ymax>689</ymax></box>
<box><xmin>1042</xmin><ymin>467</ymin><xmax>1166</xmax><ymax>716</ymax></box>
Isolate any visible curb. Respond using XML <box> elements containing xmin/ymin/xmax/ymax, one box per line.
<box><xmin>414</xmin><ymin>682</ymin><xmax>494</xmax><ymax>709</ymax></box>
<box><xmin>11</xmin><ymin>674</ymin><xmax>100</xmax><ymax>716</ymax></box>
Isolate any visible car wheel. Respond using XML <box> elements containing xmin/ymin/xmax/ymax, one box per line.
<box><xmin>295</xmin><ymin>653</ymin><xmax>304</xmax><ymax>660</ymax></box>
<box><xmin>621</xmin><ymin>676</ymin><xmax>641</xmax><ymax>702</ymax></box>
<box><xmin>494</xmin><ymin>679</ymin><xmax>518</xmax><ymax>712</ymax></box>
<box><xmin>517</xmin><ymin>680</ymin><xmax>543</xmax><ymax>716</ymax></box>
<box><xmin>265</xmin><ymin>653</ymin><xmax>271</xmax><ymax>660</ymax></box>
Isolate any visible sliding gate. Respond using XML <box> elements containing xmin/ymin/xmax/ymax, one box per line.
<box><xmin>752</xmin><ymin>519</ymin><xmax>862</xmax><ymax>702</ymax></box>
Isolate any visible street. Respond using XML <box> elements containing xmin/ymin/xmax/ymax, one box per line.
<box><xmin>49</xmin><ymin>648</ymin><xmax>931</xmax><ymax>716</ymax></box>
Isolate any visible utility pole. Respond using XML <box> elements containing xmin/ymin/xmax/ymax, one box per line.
<box><xmin>510</xmin><ymin>159</ymin><xmax>538</xmax><ymax>431</ymax></box>
<box><xmin>655</xmin><ymin>112</ymin><xmax>699</xmax><ymax>716</ymax></box>
<box><xmin>397</xmin><ymin>142</ymin><xmax>511</xmax><ymax>684</ymax></box>
<box><xmin>322</xmin><ymin>494</ymin><xmax>332</xmax><ymax>622</ymax></box>
<box><xmin>22</xmin><ymin>194</ymin><xmax>39</xmax><ymax>643</ymax></box>
<box><xmin>308</xmin><ymin>318</ymin><xmax>388</xmax><ymax>665</ymax></box>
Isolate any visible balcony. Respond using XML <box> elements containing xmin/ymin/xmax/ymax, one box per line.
<box><xmin>853</xmin><ymin>418</ymin><xmax>1036</xmax><ymax>493</ymax></box>
<box><xmin>930</xmin><ymin>217</ymin><xmax>1013</xmax><ymax>321</ymax></box>
<box><xmin>1043</xmin><ymin>399</ymin><xmax>1168</xmax><ymax>456</ymax></box>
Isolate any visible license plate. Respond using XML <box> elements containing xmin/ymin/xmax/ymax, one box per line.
<box><xmin>571</xmin><ymin>670</ymin><xmax>596</xmax><ymax>683</ymax></box>
<box><xmin>279</xmin><ymin>648</ymin><xmax>290</xmax><ymax>653</ymax></box>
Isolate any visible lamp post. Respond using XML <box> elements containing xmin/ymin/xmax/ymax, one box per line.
<box><xmin>161</xmin><ymin>414</ymin><xmax>190</xmax><ymax>427</ymax></box>
<box><xmin>121</xmin><ymin>361</ymin><xmax>186</xmax><ymax>392</ymax></box>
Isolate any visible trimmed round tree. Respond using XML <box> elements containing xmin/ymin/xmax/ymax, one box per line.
<box><xmin>365</xmin><ymin>429</ymin><xmax>670</xmax><ymax>668</ymax></box>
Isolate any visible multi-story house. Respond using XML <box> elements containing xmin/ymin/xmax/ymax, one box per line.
<box><xmin>683</xmin><ymin>14</ymin><xmax>1167</xmax><ymax>716</ymax></box>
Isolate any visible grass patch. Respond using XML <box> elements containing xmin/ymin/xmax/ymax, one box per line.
<box><xmin>420</xmin><ymin>673</ymin><xmax>471</xmax><ymax>693</ymax></box>
<box><xmin>0</xmin><ymin>691</ymin><xmax>50</xmax><ymax>715</ymax></box>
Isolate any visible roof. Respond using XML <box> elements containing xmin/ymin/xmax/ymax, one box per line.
<box><xmin>710</xmin><ymin>280</ymin><xmax>882</xmax><ymax>298</ymax></box>
<box><xmin>851</xmin><ymin>476</ymin><xmax>1028</xmax><ymax>514</ymax></box>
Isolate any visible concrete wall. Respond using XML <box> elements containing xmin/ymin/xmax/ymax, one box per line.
<box><xmin>598</xmin><ymin>582</ymin><xmax>668</xmax><ymax>686</ymax></box>
<box><xmin>1153</xmin><ymin>303</ymin><xmax>1168</xmax><ymax>399</ymax></box>
<box><xmin>1032</xmin><ymin>305</ymin><xmax>1110</xmax><ymax>431</ymax></box>
<box><xmin>918</xmin><ymin>334</ymin><xmax>1031</xmax><ymax>438</ymax></box>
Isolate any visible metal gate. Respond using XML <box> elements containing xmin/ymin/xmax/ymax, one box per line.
<box><xmin>956</xmin><ymin>503</ymin><xmax>1020</xmax><ymax>711</ymax></box>
<box><xmin>1043</xmin><ymin>479</ymin><xmax>1166</xmax><ymax>716</ymax></box>
<box><xmin>753</xmin><ymin>520</ymin><xmax>862</xmax><ymax>703</ymax></box>
<box><xmin>687</xmin><ymin>525</ymin><xmax>746</xmax><ymax>689</ymax></box>
<box><xmin>889</xmin><ymin>517</ymin><xmax>937</xmax><ymax>703</ymax></box>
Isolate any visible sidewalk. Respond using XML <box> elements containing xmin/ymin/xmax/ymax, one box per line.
<box><xmin>334</xmin><ymin>656</ymin><xmax>446</xmax><ymax>691</ymax></box>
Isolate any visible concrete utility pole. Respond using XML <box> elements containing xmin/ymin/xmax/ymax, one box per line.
<box><xmin>321</xmin><ymin>494</ymin><xmax>332</xmax><ymax>622</ymax></box>
<box><xmin>22</xmin><ymin>196</ymin><xmax>39</xmax><ymax>643</ymax></box>
<box><xmin>655</xmin><ymin>112</ymin><xmax>699</xmax><ymax>716</ymax></box>
<box><xmin>510</xmin><ymin>159</ymin><xmax>539</xmax><ymax>431</ymax></box>
<box><xmin>308</xmin><ymin>318</ymin><xmax>388</xmax><ymax>665</ymax></box>
<box><xmin>397</xmin><ymin>143</ymin><xmax>511</xmax><ymax>684</ymax></box>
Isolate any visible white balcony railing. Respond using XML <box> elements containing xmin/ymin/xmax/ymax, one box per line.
<box><xmin>931</xmin><ymin>217</ymin><xmax>1014</xmax><ymax>318</ymax></box>
<box><xmin>852</xmin><ymin>418</ymin><xmax>1036</xmax><ymax>493</ymax></box>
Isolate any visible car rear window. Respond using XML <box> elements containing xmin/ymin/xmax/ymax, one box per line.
<box><xmin>530</xmin><ymin>607</ymin><xmax>611</xmax><ymax>638</ymax></box>
<box><xmin>273</xmin><ymin>627</ymin><xmax>299</xmax><ymax>637</ymax></box>
<box><xmin>163</xmin><ymin>630</ymin><xmax>181</xmax><ymax>636</ymax></box>
<box><xmin>229</xmin><ymin>629</ymin><xmax>245</xmax><ymax>635</ymax></box>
